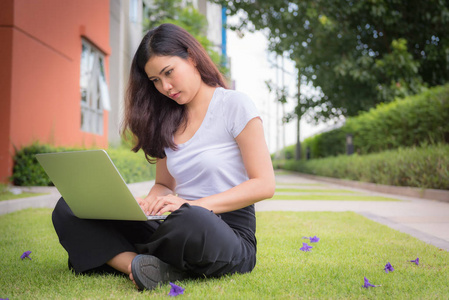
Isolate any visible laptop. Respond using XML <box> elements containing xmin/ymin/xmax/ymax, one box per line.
<box><xmin>36</xmin><ymin>150</ymin><xmax>167</xmax><ymax>221</ymax></box>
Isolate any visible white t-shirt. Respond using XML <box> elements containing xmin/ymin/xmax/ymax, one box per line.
<box><xmin>165</xmin><ymin>87</ymin><xmax>260</xmax><ymax>201</ymax></box>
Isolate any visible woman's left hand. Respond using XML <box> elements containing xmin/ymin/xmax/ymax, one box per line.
<box><xmin>147</xmin><ymin>194</ymin><xmax>188</xmax><ymax>216</ymax></box>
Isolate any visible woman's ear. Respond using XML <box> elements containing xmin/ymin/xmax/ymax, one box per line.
<box><xmin>187</xmin><ymin>49</ymin><xmax>197</xmax><ymax>67</ymax></box>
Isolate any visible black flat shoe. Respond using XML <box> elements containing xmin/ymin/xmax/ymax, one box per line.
<box><xmin>131</xmin><ymin>255</ymin><xmax>189</xmax><ymax>290</ymax></box>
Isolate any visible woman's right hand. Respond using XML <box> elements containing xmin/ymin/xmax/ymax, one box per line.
<box><xmin>136</xmin><ymin>197</ymin><xmax>151</xmax><ymax>215</ymax></box>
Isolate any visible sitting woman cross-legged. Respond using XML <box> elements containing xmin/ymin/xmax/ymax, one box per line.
<box><xmin>52</xmin><ymin>23</ymin><xmax>275</xmax><ymax>291</ymax></box>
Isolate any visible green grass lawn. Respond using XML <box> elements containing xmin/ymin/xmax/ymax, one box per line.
<box><xmin>270</xmin><ymin>194</ymin><xmax>401</xmax><ymax>201</ymax></box>
<box><xmin>272</xmin><ymin>171</ymin><xmax>294</xmax><ymax>176</ymax></box>
<box><xmin>275</xmin><ymin>188</ymin><xmax>357</xmax><ymax>194</ymax></box>
<box><xmin>1</xmin><ymin>209</ymin><xmax>448</xmax><ymax>299</ymax></box>
<box><xmin>0</xmin><ymin>191</ymin><xmax>47</xmax><ymax>201</ymax></box>
<box><xmin>276</xmin><ymin>182</ymin><xmax>325</xmax><ymax>186</ymax></box>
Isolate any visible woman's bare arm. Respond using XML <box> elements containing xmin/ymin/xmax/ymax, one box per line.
<box><xmin>146</xmin><ymin>117</ymin><xmax>275</xmax><ymax>215</ymax></box>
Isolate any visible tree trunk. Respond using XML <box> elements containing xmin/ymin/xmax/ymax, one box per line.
<box><xmin>295</xmin><ymin>68</ymin><xmax>302</xmax><ymax>160</ymax></box>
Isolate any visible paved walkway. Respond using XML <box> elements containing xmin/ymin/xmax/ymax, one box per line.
<box><xmin>0</xmin><ymin>181</ymin><xmax>154</xmax><ymax>216</ymax></box>
<box><xmin>256</xmin><ymin>172</ymin><xmax>449</xmax><ymax>251</ymax></box>
<box><xmin>2</xmin><ymin>172</ymin><xmax>449</xmax><ymax>251</ymax></box>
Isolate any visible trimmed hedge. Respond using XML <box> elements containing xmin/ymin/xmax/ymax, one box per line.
<box><xmin>347</xmin><ymin>85</ymin><xmax>449</xmax><ymax>154</ymax></box>
<box><xmin>107</xmin><ymin>148</ymin><xmax>156</xmax><ymax>184</ymax></box>
<box><xmin>274</xmin><ymin>143</ymin><xmax>449</xmax><ymax>190</ymax></box>
<box><xmin>300</xmin><ymin>84</ymin><xmax>449</xmax><ymax>158</ymax></box>
<box><xmin>12</xmin><ymin>143</ymin><xmax>156</xmax><ymax>186</ymax></box>
<box><xmin>12</xmin><ymin>144</ymin><xmax>80</xmax><ymax>186</ymax></box>
<box><xmin>301</xmin><ymin>128</ymin><xmax>347</xmax><ymax>159</ymax></box>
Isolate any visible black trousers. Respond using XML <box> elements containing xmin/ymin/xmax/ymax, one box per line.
<box><xmin>52</xmin><ymin>198</ymin><xmax>257</xmax><ymax>277</ymax></box>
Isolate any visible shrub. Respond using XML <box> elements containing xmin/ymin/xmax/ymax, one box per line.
<box><xmin>301</xmin><ymin>127</ymin><xmax>347</xmax><ymax>159</ymax></box>
<box><xmin>346</xmin><ymin>85</ymin><xmax>449</xmax><ymax>154</ymax></box>
<box><xmin>300</xmin><ymin>84</ymin><xmax>449</xmax><ymax>158</ymax></box>
<box><xmin>0</xmin><ymin>183</ymin><xmax>8</xmax><ymax>194</ymax></box>
<box><xmin>12</xmin><ymin>143</ymin><xmax>156</xmax><ymax>186</ymax></box>
<box><xmin>107</xmin><ymin>148</ymin><xmax>156</xmax><ymax>184</ymax></box>
<box><xmin>12</xmin><ymin>144</ymin><xmax>80</xmax><ymax>186</ymax></box>
<box><xmin>277</xmin><ymin>143</ymin><xmax>449</xmax><ymax>190</ymax></box>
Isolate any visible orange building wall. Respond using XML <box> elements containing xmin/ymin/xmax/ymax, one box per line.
<box><xmin>0</xmin><ymin>26</ymin><xmax>14</xmax><ymax>184</ymax></box>
<box><xmin>0</xmin><ymin>0</ymin><xmax>110</xmax><ymax>183</ymax></box>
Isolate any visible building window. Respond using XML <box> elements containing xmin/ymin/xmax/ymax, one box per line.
<box><xmin>80</xmin><ymin>39</ymin><xmax>110</xmax><ymax>135</ymax></box>
<box><xmin>130</xmin><ymin>0</ymin><xmax>139</xmax><ymax>23</ymax></box>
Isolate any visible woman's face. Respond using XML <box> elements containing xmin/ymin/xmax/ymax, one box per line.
<box><xmin>144</xmin><ymin>55</ymin><xmax>202</xmax><ymax>105</ymax></box>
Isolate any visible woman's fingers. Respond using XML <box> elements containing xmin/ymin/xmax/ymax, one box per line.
<box><xmin>151</xmin><ymin>196</ymin><xmax>169</xmax><ymax>215</ymax></box>
<box><xmin>150</xmin><ymin>195</ymin><xmax>185</xmax><ymax>215</ymax></box>
<box><xmin>146</xmin><ymin>197</ymin><xmax>159</xmax><ymax>215</ymax></box>
<box><xmin>136</xmin><ymin>197</ymin><xmax>149</xmax><ymax>214</ymax></box>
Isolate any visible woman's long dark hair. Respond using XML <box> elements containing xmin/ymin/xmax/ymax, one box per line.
<box><xmin>121</xmin><ymin>23</ymin><xmax>227</xmax><ymax>163</ymax></box>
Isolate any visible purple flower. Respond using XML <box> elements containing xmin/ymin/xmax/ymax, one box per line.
<box><xmin>363</xmin><ymin>277</ymin><xmax>380</xmax><ymax>288</ymax></box>
<box><xmin>300</xmin><ymin>243</ymin><xmax>313</xmax><ymax>252</ymax></box>
<box><xmin>20</xmin><ymin>251</ymin><xmax>32</xmax><ymax>260</ymax></box>
<box><xmin>309</xmin><ymin>236</ymin><xmax>320</xmax><ymax>243</ymax></box>
<box><xmin>384</xmin><ymin>262</ymin><xmax>394</xmax><ymax>273</ymax></box>
<box><xmin>302</xmin><ymin>236</ymin><xmax>320</xmax><ymax>243</ymax></box>
<box><xmin>410</xmin><ymin>257</ymin><xmax>419</xmax><ymax>265</ymax></box>
<box><xmin>168</xmin><ymin>282</ymin><xmax>185</xmax><ymax>297</ymax></box>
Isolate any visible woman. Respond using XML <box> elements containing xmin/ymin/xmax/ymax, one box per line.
<box><xmin>52</xmin><ymin>23</ymin><xmax>275</xmax><ymax>291</ymax></box>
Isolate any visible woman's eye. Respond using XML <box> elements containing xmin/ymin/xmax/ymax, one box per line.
<box><xmin>165</xmin><ymin>69</ymin><xmax>173</xmax><ymax>76</ymax></box>
<box><xmin>151</xmin><ymin>78</ymin><xmax>159</xmax><ymax>83</ymax></box>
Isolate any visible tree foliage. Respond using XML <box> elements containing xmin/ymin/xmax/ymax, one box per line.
<box><xmin>214</xmin><ymin>0</ymin><xmax>449</xmax><ymax>121</ymax></box>
<box><xmin>144</xmin><ymin>0</ymin><xmax>228</xmax><ymax>76</ymax></box>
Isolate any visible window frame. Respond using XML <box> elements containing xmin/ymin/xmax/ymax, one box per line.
<box><xmin>79</xmin><ymin>39</ymin><xmax>110</xmax><ymax>135</ymax></box>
